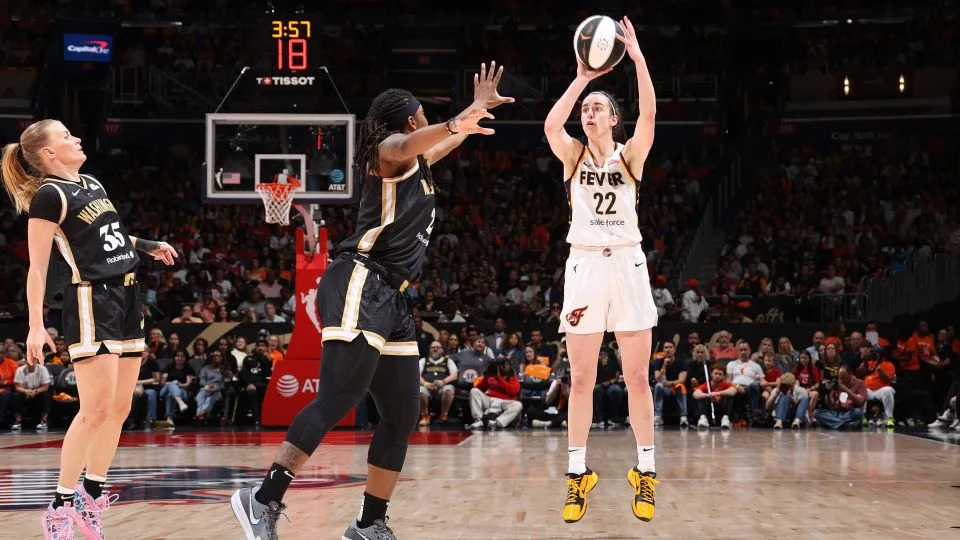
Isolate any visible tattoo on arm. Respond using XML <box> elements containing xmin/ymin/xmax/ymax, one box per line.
<box><xmin>135</xmin><ymin>238</ymin><xmax>162</xmax><ymax>255</ymax></box>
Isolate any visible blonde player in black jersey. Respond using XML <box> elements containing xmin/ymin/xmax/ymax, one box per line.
<box><xmin>1</xmin><ymin>120</ymin><xmax>177</xmax><ymax>540</ymax></box>
<box><xmin>544</xmin><ymin>16</ymin><xmax>660</xmax><ymax>524</ymax></box>
<box><xmin>231</xmin><ymin>62</ymin><xmax>512</xmax><ymax>540</ymax></box>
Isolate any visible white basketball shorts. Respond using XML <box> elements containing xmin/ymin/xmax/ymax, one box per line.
<box><xmin>559</xmin><ymin>243</ymin><xmax>658</xmax><ymax>334</ymax></box>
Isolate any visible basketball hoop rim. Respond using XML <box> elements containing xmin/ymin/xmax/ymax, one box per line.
<box><xmin>255</xmin><ymin>180</ymin><xmax>300</xmax><ymax>201</ymax></box>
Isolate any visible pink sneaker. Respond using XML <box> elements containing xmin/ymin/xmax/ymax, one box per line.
<box><xmin>73</xmin><ymin>484</ymin><xmax>118</xmax><ymax>540</ymax></box>
<box><xmin>42</xmin><ymin>503</ymin><xmax>76</xmax><ymax>540</ymax></box>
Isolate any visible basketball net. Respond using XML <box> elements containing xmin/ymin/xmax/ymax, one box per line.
<box><xmin>255</xmin><ymin>180</ymin><xmax>300</xmax><ymax>225</ymax></box>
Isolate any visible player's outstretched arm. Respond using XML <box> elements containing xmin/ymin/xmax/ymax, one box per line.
<box><xmin>544</xmin><ymin>59</ymin><xmax>610</xmax><ymax>175</ymax></box>
<box><xmin>379</xmin><ymin>106</ymin><xmax>494</xmax><ymax>170</ymax></box>
<box><xmin>618</xmin><ymin>16</ymin><xmax>655</xmax><ymax>168</ymax></box>
<box><xmin>425</xmin><ymin>61</ymin><xmax>514</xmax><ymax>167</ymax></box>
<box><xmin>131</xmin><ymin>236</ymin><xmax>179</xmax><ymax>266</ymax></box>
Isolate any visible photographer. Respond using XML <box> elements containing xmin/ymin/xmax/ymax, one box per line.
<box><xmin>765</xmin><ymin>372</ymin><xmax>809</xmax><ymax>429</ymax></box>
<box><xmin>469</xmin><ymin>357</ymin><xmax>521</xmax><ymax>429</ymax></box>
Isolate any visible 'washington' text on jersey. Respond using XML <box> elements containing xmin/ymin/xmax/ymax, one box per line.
<box><xmin>338</xmin><ymin>162</ymin><xmax>436</xmax><ymax>283</ymax></box>
<box><xmin>29</xmin><ymin>174</ymin><xmax>140</xmax><ymax>283</ymax></box>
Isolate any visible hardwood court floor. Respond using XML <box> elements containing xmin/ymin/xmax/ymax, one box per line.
<box><xmin>1</xmin><ymin>428</ymin><xmax>959</xmax><ymax>539</ymax></box>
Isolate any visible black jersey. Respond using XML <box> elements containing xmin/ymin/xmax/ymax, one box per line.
<box><xmin>338</xmin><ymin>162</ymin><xmax>436</xmax><ymax>283</ymax></box>
<box><xmin>29</xmin><ymin>174</ymin><xmax>140</xmax><ymax>283</ymax></box>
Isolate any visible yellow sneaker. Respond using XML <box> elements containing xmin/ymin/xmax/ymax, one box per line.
<box><xmin>562</xmin><ymin>467</ymin><xmax>598</xmax><ymax>523</ymax></box>
<box><xmin>627</xmin><ymin>468</ymin><xmax>658</xmax><ymax>521</ymax></box>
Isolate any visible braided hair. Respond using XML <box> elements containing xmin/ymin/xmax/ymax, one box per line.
<box><xmin>586</xmin><ymin>90</ymin><xmax>626</xmax><ymax>144</ymax></box>
<box><xmin>353</xmin><ymin>88</ymin><xmax>433</xmax><ymax>187</ymax></box>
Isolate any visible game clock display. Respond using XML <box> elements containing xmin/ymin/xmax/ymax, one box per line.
<box><xmin>270</xmin><ymin>20</ymin><xmax>312</xmax><ymax>71</ymax></box>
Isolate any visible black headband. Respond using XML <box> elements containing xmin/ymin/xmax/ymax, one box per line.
<box><xmin>387</xmin><ymin>97</ymin><xmax>421</xmax><ymax>131</ymax></box>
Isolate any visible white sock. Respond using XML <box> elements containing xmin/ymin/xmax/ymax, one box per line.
<box><xmin>637</xmin><ymin>446</ymin><xmax>655</xmax><ymax>474</ymax></box>
<box><xmin>56</xmin><ymin>485</ymin><xmax>76</xmax><ymax>496</ymax></box>
<box><xmin>567</xmin><ymin>446</ymin><xmax>586</xmax><ymax>475</ymax></box>
<box><xmin>85</xmin><ymin>473</ymin><xmax>107</xmax><ymax>483</ymax></box>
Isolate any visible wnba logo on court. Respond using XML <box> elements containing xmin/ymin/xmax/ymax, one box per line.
<box><xmin>276</xmin><ymin>375</ymin><xmax>300</xmax><ymax>397</ymax></box>
<box><xmin>565</xmin><ymin>306</ymin><xmax>589</xmax><ymax>327</ymax></box>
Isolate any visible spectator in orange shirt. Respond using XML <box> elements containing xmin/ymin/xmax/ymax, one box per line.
<box><xmin>901</xmin><ymin>321</ymin><xmax>937</xmax><ymax>425</ymax></box>
<box><xmin>0</xmin><ymin>351</ymin><xmax>17</xmax><ymax>429</ymax></box>
<box><xmin>855</xmin><ymin>342</ymin><xmax>896</xmax><ymax>428</ymax></box>
<box><xmin>709</xmin><ymin>331</ymin><xmax>738</xmax><ymax>363</ymax></box>
<box><xmin>267</xmin><ymin>335</ymin><xmax>285</xmax><ymax>368</ymax></box>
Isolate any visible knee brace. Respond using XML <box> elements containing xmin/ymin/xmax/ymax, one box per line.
<box><xmin>367</xmin><ymin>387</ymin><xmax>420</xmax><ymax>472</ymax></box>
<box><xmin>284</xmin><ymin>337</ymin><xmax>381</xmax><ymax>455</ymax></box>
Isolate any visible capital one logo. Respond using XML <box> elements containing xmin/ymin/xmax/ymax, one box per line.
<box><xmin>67</xmin><ymin>40</ymin><xmax>111</xmax><ymax>55</ymax></box>
<box><xmin>275</xmin><ymin>374</ymin><xmax>321</xmax><ymax>398</ymax></box>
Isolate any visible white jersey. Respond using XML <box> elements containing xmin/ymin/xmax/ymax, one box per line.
<box><xmin>564</xmin><ymin>143</ymin><xmax>643</xmax><ymax>248</ymax></box>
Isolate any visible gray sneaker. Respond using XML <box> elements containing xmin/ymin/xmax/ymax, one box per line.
<box><xmin>231</xmin><ymin>486</ymin><xmax>287</xmax><ymax>540</ymax></box>
<box><xmin>341</xmin><ymin>518</ymin><xmax>396</xmax><ymax>540</ymax></box>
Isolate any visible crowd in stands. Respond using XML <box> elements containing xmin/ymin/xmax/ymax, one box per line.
<box><xmin>707</xmin><ymin>137</ymin><xmax>960</xmax><ymax>305</ymax></box>
<box><xmin>409</xmin><ymin>318</ymin><xmax>960</xmax><ymax>433</ymax></box>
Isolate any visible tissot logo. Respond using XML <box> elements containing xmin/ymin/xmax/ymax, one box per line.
<box><xmin>256</xmin><ymin>76</ymin><xmax>317</xmax><ymax>87</ymax></box>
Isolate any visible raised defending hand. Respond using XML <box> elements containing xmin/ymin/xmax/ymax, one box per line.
<box><xmin>473</xmin><ymin>61</ymin><xmax>515</xmax><ymax>110</ymax></box>
<box><xmin>616</xmin><ymin>16</ymin><xmax>643</xmax><ymax>63</ymax></box>
<box><xmin>449</xmin><ymin>108</ymin><xmax>496</xmax><ymax>136</ymax></box>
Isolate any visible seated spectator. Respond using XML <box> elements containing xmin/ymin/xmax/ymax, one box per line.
<box><xmin>814</xmin><ymin>367</ymin><xmax>867</xmax><ymax>429</ymax></box>
<box><xmin>230</xmin><ymin>336</ymin><xmax>248</xmax><ymax>372</ymax></box>
<box><xmin>11</xmin><ymin>355</ymin><xmax>51</xmax><ymax>430</ymax></box>
<box><xmin>929</xmin><ymin>379</ymin><xmax>960</xmax><ymax>430</ymax></box>
<box><xmin>527</xmin><ymin>329</ymin><xmax>556</xmax><ymax>364</ymax></box>
<box><xmin>759</xmin><ymin>352</ymin><xmax>782</xmax><ymax>403</ymax></box>
<box><xmin>593</xmin><ymin>348</ymin><xmax>624</xmax><ymax>427</ymax></box>
<box><xmin>469</xmin><ymin>358</ymin><xmax>521</xmax><ymax>430</ymax></box>
<box><xmin>501</xmin><ymin>332</ymin><xmax>524</xmax><ymax>368</ymax></box>
<box><xmin>160</xmin><ymin>351</ymin><xmax>195</xmax><ymax>426</ymax></box>
<box><xmin>171</xmin><ymin>304</ymin><xmax>203</xmax><ymax>323</ymax></box>
<box><xmin>455</xmin><ymin>336</ymin><xmax>494</xmax><ymax>375</ymax></box>
<box><xmin>485</xmin><ymin>318</ymin><xmax>509</xmax><ymax>354</ymax></box>
<box><xmin>855</xmin><ymin>343</ymin><xmax>896</xmax><ymax>429</ymax></box>
<box><xmin>687</xmin><ymin>344</ymin><xmax>711</xmax><ymax>389</ymax></box>
<box><xmin>651</xmin><ymin>275</ymin><xmax>673</xmax><ymax>317</ymax></box>
<box><xmin>528</xmin><ymin>369</ymin><xmax>571</xmax><ymax>429</ymax></box>
<box><xmin>267</xmin><ymin>335</ymin><xmax>285</xmax><ymax>367</ymax></box>
<box><xmin>131</xmin><ymin>350</ymin><xmax>163</xmax><ymax>430</ymax></box>
<box><xmin>195</xmin><ymin>350</ymin><xmax>231</xmax><ymax>423</ymax></box>
<box><xmin>158</xmin><ymin>332</ymin><xmax>183</xmax><ymax>360</ymax></box>
<box><xmin>693</xmin><ymin>363</ymin><xmax>736</xmax><ymax>429</ymax></box>
<box><xmin>766</xmin><ymin>373</ymin><xmax>809</xmax><ymax>429</ymax></box>
<box><xmin>727</xmin><ymin>342</ymin><xmax>764</xmax><ymax>416</ymax></box>
<box><xmin>776</xmin><ymin>337</ymin><xmax>799</xmax><ymax>373</ymax></box>
<box><xmin>418</xmin><ymin>341</ymin><xmax>458</xmax><ymax>426</ymax></box>
<box><xmin>792</xmin><ymin>350</ymin><xmax>821</xmax><ymax>424</ymax></box>
<box><xmin>262</xmin><ymin>302</ymin><xmax>286</xmax><ymax>323</ymax></box>
<box><xmin>709</xmin><ymin>331</ymin><xmax>738</xmax><ymax>362</ymax></box>
<box><xmin>0</xmin><ymin>351</ymin><xmax>16</xmax><ymax>428</ymax></box>
<box><xmin>238</xmin><ymin>340</ymin><xmax>273</xmax><ymax>425</ymax></box>
<box><xmin>652</xmin><ymin>342</ymin><xmax>688</xmax><ymax>428</ymax></box>
<box><xmin>681</xmin><ymin>279</ymin><xmax>710</xmax><ymax>322</ymax></box>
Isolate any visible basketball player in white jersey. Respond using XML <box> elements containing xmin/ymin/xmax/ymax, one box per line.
<box><xmin>544</xmin><ymin>16</ymin><xmax>660</xmax><ymax>524</ymax></box>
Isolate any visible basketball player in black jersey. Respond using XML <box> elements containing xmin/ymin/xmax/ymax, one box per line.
<box><xmin>1</xmin><ymin>119</ymin><xmax>177</xmax><ymax>539</ymax></box>
<box><xmin>231</xmin><ymin>62</ymin><xmax>513</xmax><ymax>540</ymax></box>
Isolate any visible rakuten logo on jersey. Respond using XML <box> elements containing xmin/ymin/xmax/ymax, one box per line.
<box><xmin>256</xmin><ymin>76</ymin><xmax>317</xmax><ymax>87</ymax></box>
<box><xmin>275</xmin><ymin>374</ymin><xmax>321</xmax><ymax>398</ymax></box>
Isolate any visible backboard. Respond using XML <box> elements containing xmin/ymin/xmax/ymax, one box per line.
<box><xmin>204</xmin><ymin>113</ymin><xmax>356</xmax><ymax>204</ymax></box>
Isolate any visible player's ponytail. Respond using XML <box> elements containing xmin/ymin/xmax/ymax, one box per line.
<box><xmin>1</xmin><ymin>119</ymin><xmax>55</xmax><ymax>215</ymax></box>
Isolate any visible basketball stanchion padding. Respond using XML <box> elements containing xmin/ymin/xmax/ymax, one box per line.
<box><xmin>255</xmin><ymin>180</ymin><xmax>300</xmax><ymax>225</ymax></box>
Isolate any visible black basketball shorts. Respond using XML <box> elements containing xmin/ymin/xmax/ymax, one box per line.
<box><xmin>319</xmin><ymin>257</ymin><xmax>418</xmax><ymax>357</ymax></box>
<box><xmin>62</xmin><ymin>272</ymin><xmax>145</xmax><ymax>361</ymax></box>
